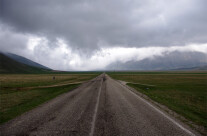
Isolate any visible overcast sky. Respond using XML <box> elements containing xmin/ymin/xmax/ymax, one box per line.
<box><xmin>0</xmin><ymin>0</ymin><xmax>207</xmax><ymax>70</ymax></box>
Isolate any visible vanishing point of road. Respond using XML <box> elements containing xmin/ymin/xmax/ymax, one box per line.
<box><xmin>0</xmin><ymin>74</ymin><xmax>199</xmax><ymax>136</ymax></box>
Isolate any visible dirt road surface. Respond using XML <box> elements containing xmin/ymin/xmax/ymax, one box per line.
<box><xmin>0</xmin><ymin>74</ymin><xmax>199</xmax><ymax>136</ymax></box>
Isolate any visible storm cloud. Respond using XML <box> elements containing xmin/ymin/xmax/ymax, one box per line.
<box><xmin>0</xmin><ymin>0</ymin><xmax>207</xmax><ymax>70</ymax></box>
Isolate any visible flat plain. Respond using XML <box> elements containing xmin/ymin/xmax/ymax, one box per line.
<box><xmin>0</xmin><ymin>74</ymin><xmax>200</xmax><ymax>136</ymax></box>
<box><xmin>0</xmin><ymin>73</ymin><xmax>99</xmax><ymax>124</ymax></box>
<box><xmin>108</xmin><ymin>71</ymin><xmax>207</xmax><ymax>133</ymax></box>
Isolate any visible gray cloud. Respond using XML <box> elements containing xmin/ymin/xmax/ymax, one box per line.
<box><xmin>1</xmin><ymin>0</ymin><xmax>207</xmax><ymax>53</ymax></box>
<box><xmin>0</xmin><ymin>0</ymin><xmax>207</xmax><ymax>70</ymax></box>
<box><xmin>0</xmin><ymin>23</ymin><xmax>28</xmax><ymax>53</ymax></box>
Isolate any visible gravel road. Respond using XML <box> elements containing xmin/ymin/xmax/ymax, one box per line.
<box><xmin>0</xmin><ymin>74</ymin><xmax>198</xmax><ymax>136</ymax></box>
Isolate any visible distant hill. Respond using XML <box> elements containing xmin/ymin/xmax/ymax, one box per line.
<box><xmin>3</xmin><ymin>52</ymin><xmax>51</xmax><ymax>70</ymax></box>
<box><xmin>0</xmin><ymin>52</ymin><xmax>52</xmax><ymax>73</ymax></box>
<box><xmin>172</xmin><ymin>65</ymin><xmax>207</xmax><ymax>71</ymax></box>
<box><xmin>106</xmin><ymin>51</ymin><xmax>207</xmax><ymax>71</ymax></box>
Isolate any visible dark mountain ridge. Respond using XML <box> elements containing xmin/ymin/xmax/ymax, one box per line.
<box><xmin>3</xmin><ymin>52</ymin><xmax>51</xmax><ymax>70</ymax></box>
<box><xmin>0</xmin><ymin>52</ymin><xmax>52</xmax><ymax>73</ymax></box>
<box><xmin>106</xmin><ymin>51</ymin><xmax>207</xmax><ymax>71</ymax></box>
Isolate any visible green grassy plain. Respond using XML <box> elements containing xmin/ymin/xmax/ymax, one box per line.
<box><xmin>0</xmin><ymin>74</ymin><xmax>98</xmax><ymax>88</ymax></box>
<box><xmin>108</xmin><ymin>71</ymin><xmax>207</xmax><ymax>131</ymax></box>
<box><xmin>0</xmin><ymin>73</ymin><xmax>98</xmax><ymax>124</ymax></box>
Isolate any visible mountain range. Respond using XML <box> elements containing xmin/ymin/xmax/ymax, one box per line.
<box><xmin>106</xmin><ymin>51</ymin><xmax>207</xmax><ymax>71</ymax></box>
<box><xmin>0</xmin><ymin>52</ymin><xmax>52</xmax><ymax>73</ymax></box>
<box><xmin>0</xmin><ymin>51</ymin><xmax>206</xmax><ymax>73</ymax></box>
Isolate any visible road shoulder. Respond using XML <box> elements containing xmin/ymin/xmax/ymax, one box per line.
<box><xmin>114</xmin><ymin>78</ymin><xmax>203</xmax><ymax>136</ymax></box>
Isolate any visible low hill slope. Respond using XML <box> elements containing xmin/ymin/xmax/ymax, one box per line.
<box><xmin>3</xmin><ymin>53</ymin><xmax>51</xmax><ymax>70</ymax></box>
<box><xmin>0</xmin><ymin>53</ymin><xmax>51</xmax><ymax>73</ymax></box>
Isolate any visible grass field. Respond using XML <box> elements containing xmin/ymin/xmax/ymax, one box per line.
<box><xmin>0</xmin><ymin>73</ymin><xmax>99</xmax><ymax>124</ymax></box>
<box><xmin>108</xmin><ymin>71</ymin><xmax>207</xmax><ymax>132</ymax></box>
<box><xmin>0</xmin><ymin>74</ymin><xmax>98</xmax><ymax>88</ymax></box>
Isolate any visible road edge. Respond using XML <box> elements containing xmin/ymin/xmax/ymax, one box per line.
<box><xmin>107</xmin><ymin>75</ymin><xmax>203</xmax><ymax>136</ymax></box>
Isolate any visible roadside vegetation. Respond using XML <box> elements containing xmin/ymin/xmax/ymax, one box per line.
<box><xmin>0</xmin><ymin>73</ymin><xmax>99</xmax><ymax>124</ymax></box>
<box><xmin>108</xmin><ymin>71</ymin><xmax>207</xmax><ymax>133</ymax></box>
